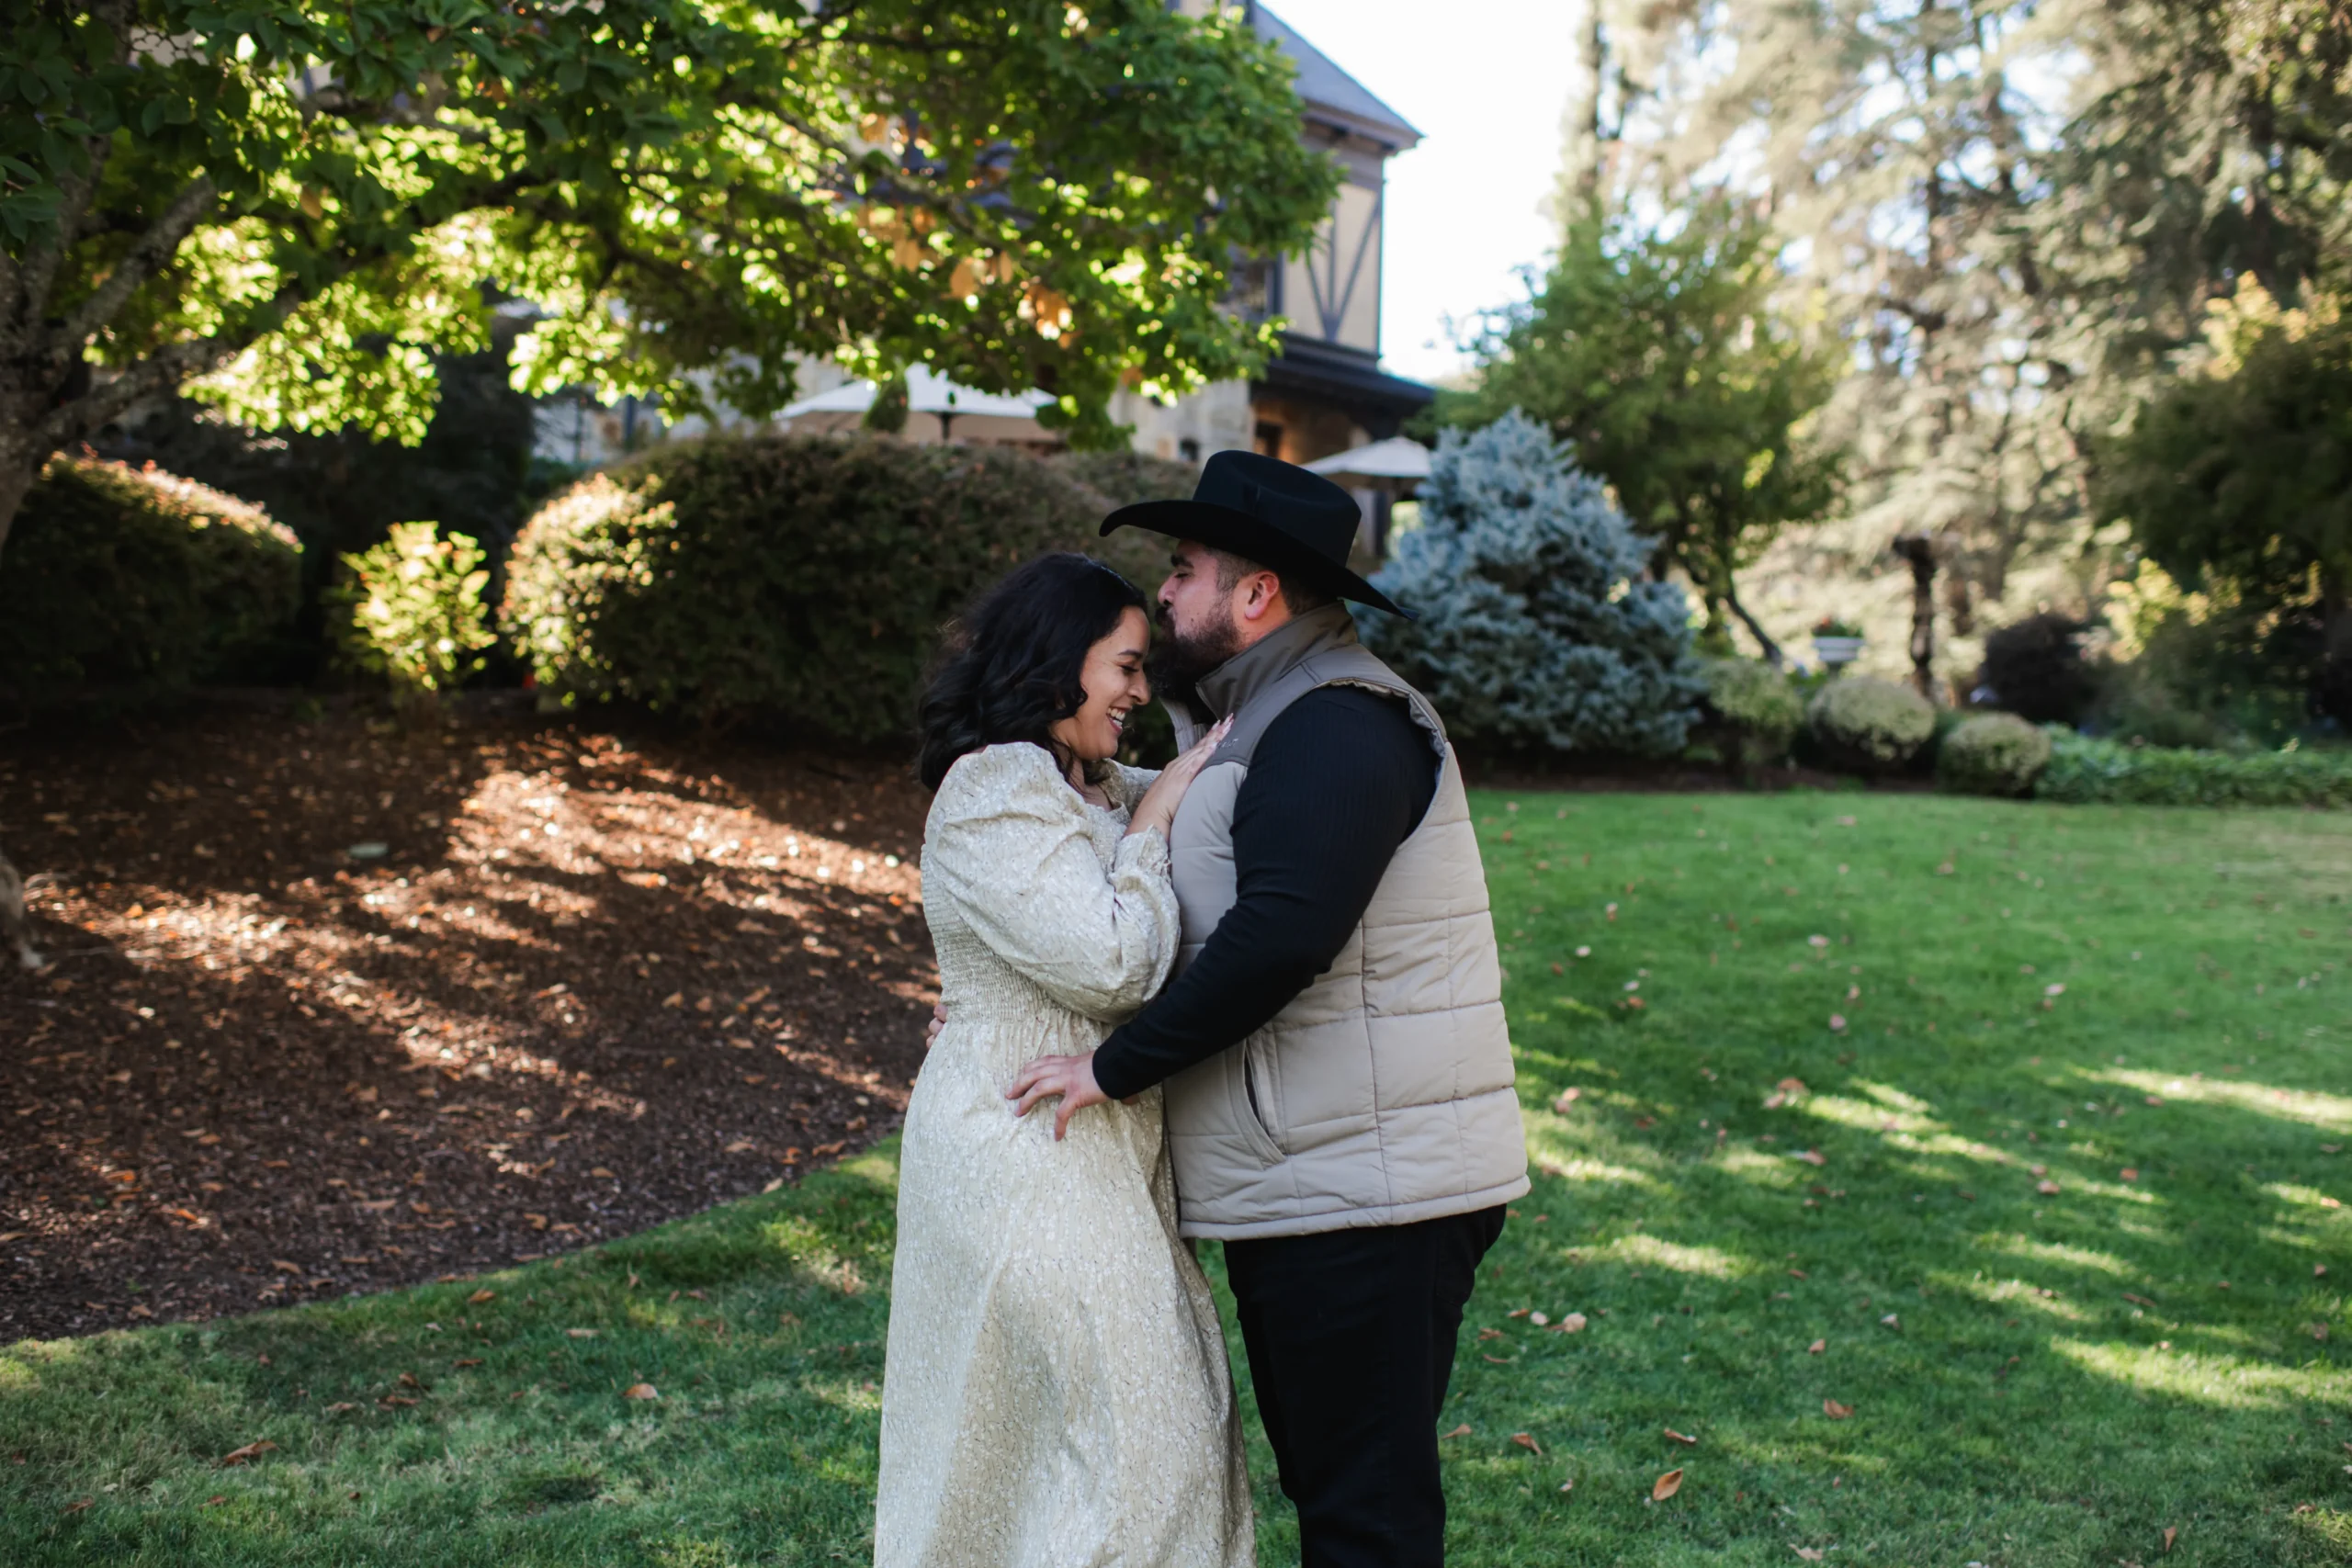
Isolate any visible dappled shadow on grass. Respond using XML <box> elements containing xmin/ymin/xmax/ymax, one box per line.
<box><xmin>0</xmin><ymin>708</ymin><xmax>939</xmax><ymax>1342</ymax></box>
<box><xmin>1446</xmin><ymin>790</ymin><xmax>2350</xmax><ymax>1564</ymax></box>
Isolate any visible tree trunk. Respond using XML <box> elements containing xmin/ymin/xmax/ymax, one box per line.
<box><xmin>1724</xmin><ymin>583</ymin><xmax>1784</xmax><ymax>668</ymax></box>
<box><xmin>0</xmin><ymin>408</ymin><xmax>49</xmax><ymax>570</ymax></box>
<box><xmin>1893</xmin><ymin>533</ymin><xmax>1939</xmax><ymax>700</ymax></box>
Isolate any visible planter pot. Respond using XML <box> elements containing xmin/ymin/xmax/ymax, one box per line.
<box><xmin>1812</xmin><ymin>635</ymin><xmax>1865</xmax><ymax>671</ymax></box>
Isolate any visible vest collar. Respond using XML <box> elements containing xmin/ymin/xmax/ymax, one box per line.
<box><xmin>1193</xmin><ymin>604</ymin><xmax>1360</xmax><ymax>722</ymax></box>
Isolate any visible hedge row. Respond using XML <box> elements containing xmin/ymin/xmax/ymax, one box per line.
<box><xmin>2036</xmin><ymin>730</ymin><xmax>2352</xmax><ymax>807</ymax></box>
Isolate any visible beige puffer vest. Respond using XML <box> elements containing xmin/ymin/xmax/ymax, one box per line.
<box><xmin>1160</xmin><ymin>606</ymin><xmax>1530</xmax><ymax>1240</ymax></box>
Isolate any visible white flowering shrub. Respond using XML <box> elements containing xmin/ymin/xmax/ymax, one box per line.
<box><xmin>1363</xmin><ymin>411</ymin><xmax>1703</xmax><ymax>755</ymax></box>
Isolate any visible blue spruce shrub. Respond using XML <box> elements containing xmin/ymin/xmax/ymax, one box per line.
<box><xmin>1362</xmin><ymin>411</ymin><xmax>1703</xmax><ymax>755</ymax></box>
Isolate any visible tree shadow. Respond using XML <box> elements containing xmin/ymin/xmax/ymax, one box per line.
<box><xmin>0</xmin><ymin>706</ymin><xmax>941</xmax><ymax>1342</ymax></box>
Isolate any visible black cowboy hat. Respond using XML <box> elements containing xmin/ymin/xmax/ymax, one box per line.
<box><xmin>1099</xmin><ymin>448</ymin><xmax>1411</xmax><ymax>618</ymax></box>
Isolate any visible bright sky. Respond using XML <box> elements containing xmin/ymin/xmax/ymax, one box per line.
<box><xmin>1264</xmin><ymin>0</ymin><xmax>1581</xmax><ymax>384</ymax></box>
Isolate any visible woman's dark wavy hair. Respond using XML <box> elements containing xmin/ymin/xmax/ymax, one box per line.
<box><xmin>917</xmin><ymin>552</ymin><xmax>1148</xmax><ymax>790</ymax></box>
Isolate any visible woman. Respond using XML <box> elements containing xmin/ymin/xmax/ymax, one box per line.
<box><xmin>876</xmin><ymin>553</ymin><xmax>1250</xmax><ymax>1568</ymax></box>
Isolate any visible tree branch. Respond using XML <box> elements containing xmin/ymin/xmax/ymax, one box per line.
<box><xmin>60</xmin><ymin>175</ymin><xmax>220</xmax><ymax>350</ymax></box>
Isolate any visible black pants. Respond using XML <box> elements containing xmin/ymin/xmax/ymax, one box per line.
<box><xmin>1222</xmin><ymin>1205</ymin><xmax>1507</xmax><ymax>1568</ymax></box>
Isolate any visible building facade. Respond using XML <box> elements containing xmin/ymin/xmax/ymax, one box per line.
<box><xmin>1116</xmin><ymin>3</ymin><xmax>1432</xmax><ymax>470</ymax></box>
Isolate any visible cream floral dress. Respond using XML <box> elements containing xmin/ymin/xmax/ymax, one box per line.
<box><xmin>876</xmin><ymin>742</ymin><xmax>1253</xmax><ymax>1568</ymax></box>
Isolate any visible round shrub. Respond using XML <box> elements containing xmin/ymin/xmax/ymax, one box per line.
<box><xmin>1807</xmin><ymin>675</ymin><xmax>1936</xmax><ymax>772</ymax></box>
<box><xmin>1936</xmin><ymin>712</ymin><xmax>2054</xmax><ymax>796</ymax></box>
<box><xmin>1979</xmin><ymin>612</ymin><xmax>2097</xmax><ymax>723</ymax></box>
<box><xmin>0</xmin><ymin>453</ymin><xmax>302</xmax><ymax>698</ymax></box>
<box><xmin>1053</xmin><ymin>449</ymin><xmax>1203</xmax><ymax>510</ymax></box>
<box><xmin>1701</xmin><ymin>657</ymin><xmax>1804</xmax><ymax>770</ymax></box>
<box><xmin>503</xmin><ymin>433</ymin><xmax>1168</xmax><ymax>743</ymax></box>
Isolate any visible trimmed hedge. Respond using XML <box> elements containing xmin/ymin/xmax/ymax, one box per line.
<box><xmin>503</xmin><ymin>434</ymin><xmax>1167</xmax><ymax>743</ymax></box>
<box><xmin>0</xmin><ymin>454</ymin><xmax>303</xmax><ymax>697</ymax></box>
<box><xmin>1938</xmin><ymin>713</ymin><xmax>2053</xmax><ymax>796</ymax></box>
<box><xmin>2035</xmin><ymin>730</ymin><xmax>2352</xmax><ymax>807</ymax></box>
<box><xmin>1807</xmin><ymin>675</ymin><xmax>1935</xmax><ymax>773</ymax></box>
<box><xmin>1701</xmin><ymin>657</ymin><xmax>1804</xmax><ymax>770</ymax></box>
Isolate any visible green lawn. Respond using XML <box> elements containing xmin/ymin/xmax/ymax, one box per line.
<box><xmin>5</xmin><ymin>794</ymin><xmax>2349</xmax><ymax>1566</ymax></box>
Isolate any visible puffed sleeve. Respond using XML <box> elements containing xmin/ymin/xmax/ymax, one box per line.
<box><xmin>924</xmin><ymin>745</ymin><xmax>1180</xmax><ymax>1023</ymax></box>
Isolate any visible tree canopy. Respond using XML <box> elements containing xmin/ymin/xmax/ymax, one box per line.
<box><xmin>0</xmin><ymin>0</ymin><xmax>1340</xmax><ymax>557</ymax></box>
<box><xmin>1552</xmin><ymin>0</ymin><xmax>2351</xmax><ymax>632</ymax></box>
<box><xmin>1444</xmin><ymin>201</ymin><xmax>1841</xmax><ymax>660</ymax></box>
<box><xmin>2097</xmin><ymin>279</ymin><xmax>2352</xmax><ymax>625</ymax></box>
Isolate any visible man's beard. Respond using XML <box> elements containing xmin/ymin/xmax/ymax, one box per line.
<box><xmin>1147</xmin><ymin>601</ymin><xmax>1243</xmax><ymax>716</ymax></box>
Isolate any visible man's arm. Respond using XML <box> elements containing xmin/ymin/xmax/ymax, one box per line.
<box><xmin>1089</xmin><ymin>686</ymin><xmax>1439</xmax><ymax>1100</ymax></box>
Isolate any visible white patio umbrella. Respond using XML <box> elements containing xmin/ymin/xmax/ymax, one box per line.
<box><xmin>776</xmin><ymin>365</ymin><xmax>1057</xmax><ymax>445</ymax></box>
<box><xmin>1303</xmin><ymin>436</ymin><xmax>1431</xmax><ymax>494</ymax></box>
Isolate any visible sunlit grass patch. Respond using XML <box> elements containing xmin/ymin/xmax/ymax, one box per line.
<box><xmin>1445</xmin><ymin>793</ymin><xmax>2352</xmax><ymax>1566</ymax></box>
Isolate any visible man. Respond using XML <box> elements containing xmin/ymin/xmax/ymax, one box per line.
<box><xmin>1003</xmin><ymin>449</ymin><xmax>1529</xmax><ymax>1568</ymax></box>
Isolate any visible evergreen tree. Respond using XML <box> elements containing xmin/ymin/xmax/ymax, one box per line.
<box><xmin>1363</xmin><ymin>412</ymin><xmax>1705</xmax><ymax>757</ymax></box>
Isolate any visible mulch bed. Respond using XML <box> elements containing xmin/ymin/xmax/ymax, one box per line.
<box><xmin>0</xmin><ymin>702</ymin><xmax>938</xmax><ymax>1343</ymax></box>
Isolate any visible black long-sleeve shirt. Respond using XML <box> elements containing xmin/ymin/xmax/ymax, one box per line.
<box><xmin>1091</xmin><ymin>685</ymin><xmax>1440</xmax><ymax>1100</ymax></box>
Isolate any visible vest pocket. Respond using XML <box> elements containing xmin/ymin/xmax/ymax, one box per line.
<box><xmin>1238</xmin><ymin>1038</ymin><xmax>1285</xmax><ymax>1163</ymax></box>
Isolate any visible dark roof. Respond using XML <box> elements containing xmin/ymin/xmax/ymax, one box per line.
<box><xmin>1255</xmin><ymin>6</ymin><xmax>1421</xmax><ymax>149</ymax></box>
<box><xmin>1258</xmin><ymin>333</ymin><xmax>1434</xmax><ymax>436</ymax></box>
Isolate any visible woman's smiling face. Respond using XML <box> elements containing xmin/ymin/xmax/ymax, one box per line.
<box><xmin>1050</xmin><ymin>605</ymin><xmax>1153</xmax><ymax>765</ymax></box>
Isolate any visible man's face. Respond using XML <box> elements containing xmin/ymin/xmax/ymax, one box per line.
<box><xmin>1149</xmin><ymin>540</ymin><xmax>1247</xmax><ymax>696</ymax></box>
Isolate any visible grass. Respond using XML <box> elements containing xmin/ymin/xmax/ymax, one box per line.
<box><xmin>5</xmin><ymin>793</ymin><xmax>2349</xmax><ymax>1566</ymax></box>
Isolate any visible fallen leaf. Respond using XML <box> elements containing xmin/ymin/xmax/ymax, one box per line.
<box><xmin>1823</xmin><ymin>1399</ymin><xmax>1854</xmax><ymax>1419</ymax></box>
<box><xmin>724</xmin><ymin>1140</ymin><xmax>755</xmax><ymax>1154</ymax></box>
<box><xmin>1530</xmin><ymin>1311</ymin><xmax>1550</xmax><ymax>1325</ymax></box>
<box><xmin>1794</xmin><ymin>1149</ymin><xmax>1826</xmax><ymax>1167</ymax></box>
<box><xmin>622</xmin><ymin>1382</ymin><xmax>659</xmax><ymax>1400</ymax></box>
<box><xmin>1512</xmin><ymin>1432</ymin><xmax>1543</xmax><ymax>1455</ymax></box>
<box><xmin>1552</xmin><ymin>1088</ymin><xmax>1581</xmax><ymax>1111</ymax></box>
<box><xmin>566</xmin><ymin>1328</ymin><xmax>596</xmax><ymax>1339</ymax></box>
<box><xmin>379</xmin><ymin>1396</ymin><xmax>417</xmax><ymax>1408</ymax></box>
<box><xmin>1788</xmin><ymin>1267</ymin><xmax>1809</xmax><ymax>1279</ymax></box>
<box><xmin>271</xmin><ymin>1260</ymin><xmax>302</xmax><ymax>1275</ymax></box>
<box><xmin>219</xmin><ymin>1440</ymin><xmax>278</xmax><ymax>1466</ymax></box>
<box><xmin>397</xmin><ymin>1372</ymin><xmax>422</xmax><ymax>1389</ymax></box>
<box><xmin>1827</xmin><ymin>1014</ymin><xmax>1846</xmax><ymax>1031</ymax></box>
<box><xmin>1652</xmin><ymin>1468</ymin><xmax>1684</xmax><ymax>1501</ymax></box>
<box><xmin>323</xmin><ymin>1403</ymin><xmax>356</xmax><ymax>1414</ymax></box>
<box><xmin>468</xmin><ymin>1290</ymin><xmax>495</xmax><ymax>1305</ymax></box>
<box><xmin>2164</xmin><ymin>1525</ymin><xmax>2177</xmax><ymax>1553</ymax></box>
<box><xmin>1441</xmin><ymin>1424</ymin><xmax>1472</xmax><ymax>1439</ymax></box>
<box><xmin>2123</xmin><ymin>1292</ymin><xmax>2158</xmax><ymax>1308</ymax></box>
<box><xmin>1793</xmin><ymin>1550</ymin><xmax>1825</xmax><ymax>1562</ymax></box>
<box><xmin>1808</xmin><ymin>1339</ymin><xmax>1826</xmax><ymax>1355</ymax></box>
<box><xmin>454</xmin><ymin>1359</ymin><xmax>483</xmax><ymax>1369</ymax></box>
<box><xmin>1664</xmin><ymin>1428</ymin><xmax>1699</xmax><ymax>1446</ymax></box>
<box><xmin>1552</xmin><ymin>1313</ymin><xmax>1589</xmax><ymax>1334</ymax></box>
<box><xmin>2120</xmin><ymin>1168</ymin><xmax>2139</xmax><ymax>1181</ymax></box>
<box><xmin>590</xmin><ymin>1168</ymin><xmax>616</xmax><ymax>1179</ymax></box>
<box><xmin>1880</xmin><ymin>1314</ymin><xmax>1899</xmax><ymax>1328</ymax></box>
<box><xmin>2037</xmin><ymin>1179</ymin><xmax>2061</xmax><ymax>1195</ymax></box>
<box><xmin>62</xmin><ymin>1498</ymin><xmax>94</xmax><ymax>1514</ymax></box>
<box><xmin>523</xmin><ymin>1213</ymin><xmax>548</xmax><ymax>1230</ymax></box>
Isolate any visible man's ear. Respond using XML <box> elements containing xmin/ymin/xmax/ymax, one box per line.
<box><xmin>1238</xmin><ymin>570</ymin><xmax>1285</xmax><ymax>624</ymax></box>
